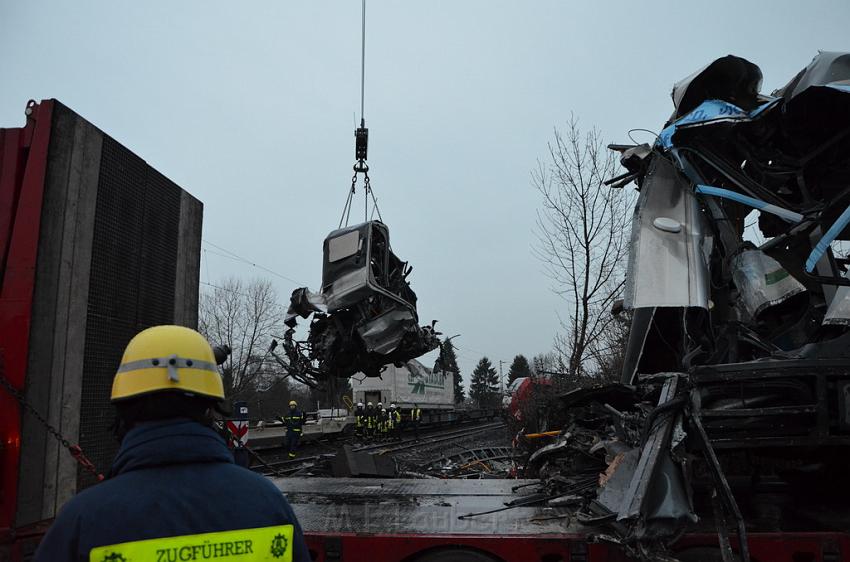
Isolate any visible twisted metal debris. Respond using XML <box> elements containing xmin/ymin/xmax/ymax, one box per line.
<box><xmin>522</xmin><ymin>52</ymin><xmax>850</xmax><ymax>562</ymax></box>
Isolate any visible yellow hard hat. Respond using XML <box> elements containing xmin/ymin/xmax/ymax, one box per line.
<box><xmin>111</xmin><ymin>325</ymin><xmax>224</xmax><ymax>402</ymax></box>
<box><xmin>289</xmin><ymin>400</ymin><xmax>297</xmax><ymax>407</ymax></box>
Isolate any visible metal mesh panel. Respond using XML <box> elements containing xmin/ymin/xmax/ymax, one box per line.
<box><xmin>138</xmin><ymin>169</ymin><xmax>179</xmax><ymax>325</ymax></box>
<box><xmin>77</xmin><ymin>136</ymin><xmax>180</xmax><ymax>488</ymax></box>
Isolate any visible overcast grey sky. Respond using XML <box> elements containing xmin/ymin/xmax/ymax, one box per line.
<box><xmin>2</xmin><ymin>1</ymin><xmax>848</xmax><ymax>386</ymax></box>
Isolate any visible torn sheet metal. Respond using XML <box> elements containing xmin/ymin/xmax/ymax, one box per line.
<box><xmin>773</xmin><ymin>51</ymin><xmax>850</xmax><ymax>101</ymax></box>
<box><xmin>618</xmin><ymin>376</ymin><xmax>695</xmax><ymax>529</ymax></box>
<box><xmin>597</xmin><ymin>448</ymin><xmax>640</xmax><ymax>514</ymax></box>
<box><xmin>824</xmin><ymin>270</ymin><xmax>850</xmax><ymax>326</ymax></box>
<box><xmin>331</xmin><ymin>445</ymin><xmax>397</xmax><ymax>477</ymax></box>
<box><xmin>624</xmin><ymin>157</ymin><xmax>710</xmax><ymax>310</ymax></box>
<box><xmin>670</xmin><ymin>55</ymin><xmax>764</xmax><ymax>120</ymax></box>
<box><xmin>528</xmin><ymin>434</ymin><xmax>571</xmax><ymax>466</ymax></box>
<box><xmin>658</xmin><ymin>98</ymin><xmax>780</xmax><ymax>150</ymax></box>
<box><xmin>731</xmin><ymin>249</ymin><xmax>806</xmax><ymax>320</ymax></box>
<box><xmin>357</xmin><ymin>308</ymin><xmax>417</xmax><ymax>354</ymax></box>
<box><xmin>285</xmin><ymin>287</ymin><xmax>328</xmax><ymax>325</ymax></box>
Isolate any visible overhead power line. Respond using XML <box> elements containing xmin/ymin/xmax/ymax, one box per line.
<box><xmin>198</xmin><ymin>281</ymin><xmax>288</xmax><ymax>311</ymax></box>
<box><xmin>453</xmin><ymin>344</ymin><xmax>507</xmax><ymax>365</ymax></box>
<box><xmin>202</xmin><ymin>239</ymin><xmax>307</xmax><ymax>287</ymax></box>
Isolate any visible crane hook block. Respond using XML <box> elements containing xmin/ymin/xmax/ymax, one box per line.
<box><xmin>355</xmin><ymin>125</ymin><xmax>369</xmax><ymax>162</ymax></box>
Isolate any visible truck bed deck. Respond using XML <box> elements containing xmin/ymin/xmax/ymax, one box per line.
<box><xmin>271</xmin><ymin>477</ymin><xmax>850</xmax><ymax>562</ymax></box>
<box><xmin>272</xmin><ymin>478</ymin><xmax>578</xmax><ymax>536</ymax></box>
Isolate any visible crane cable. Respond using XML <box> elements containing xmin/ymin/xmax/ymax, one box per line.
<box><xmin>338</xmin><ymin>0</ymin><xmax>383</xmax><ymax>228</ymax></box>
<box><xmin>360</xmin><ymin>0</ymin><xmax>366</xmax><ymax>125</ymax></box>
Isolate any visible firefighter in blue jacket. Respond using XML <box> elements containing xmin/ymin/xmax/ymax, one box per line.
<box><xmin>34</xmin><ymin>325</ymin><xmax>310</xmax><ymax>562</ymax></box>
<box><xmin>280</xmin><ymin>400</ymin><xmax>306</xmax><ymax>458</ymax></box>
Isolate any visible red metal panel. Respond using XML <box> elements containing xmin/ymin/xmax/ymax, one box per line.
<box><xmin>0</xmin><ymin>129</ymin><xmax>23</xmax><ymax>275</ymax></box>
<box><xmin>303</xmin><ymin>532</ymin><xmax>583</xmax><ymax>562</ymax></box>
<box><xmin>0</xmin><ymin>100</ymin><xmax>54</xmax><ymax>531</ymax></box>
<box><xmin>673</xmin><ymin>532</ymin><xmax>850</xmax><ymax>562</ymax></box>
<box><xmin>2</xmin><ymin>524</ymin><xmax>850</xmax><ymax>561</ymax></box>
<box><xmin>302</xmin><ymin>531</ymin><xmax>850</xmax><ymax>562</ymax></box>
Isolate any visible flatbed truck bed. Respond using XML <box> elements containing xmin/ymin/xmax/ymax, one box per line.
<box><xmin>273</xmin><ymin>478</ymin><xmax>850</xmax><ymax>562</ymax></box>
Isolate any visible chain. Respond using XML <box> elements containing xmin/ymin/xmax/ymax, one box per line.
<box><xmin>338</xmin><ymin>173</ymin><xmax>358</xmax><ymax>228</ymax></box>
<box><xmin>364</xmin><ymin>172</ymin><xmax>383</xmax><ymax>222</ymax></box>
<box><xmin>0</xmin><ymin>360</ymin><xmax>105</xmax><ymax>481</ymax></box>
<box><xmin>347</xmin><ymin>172</ymin><xmax>356</xmax><ymax>227</ymax></box>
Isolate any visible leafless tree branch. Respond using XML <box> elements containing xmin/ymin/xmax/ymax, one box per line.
<box><xmin>532</xmin><ymin>116</ymin><xmax>635</xmax><ymax>384</ymax></box>
<box><xmin>198</xmin><ymin>277</ymin><xmax>285</xmax><ymax>398</ymax></box>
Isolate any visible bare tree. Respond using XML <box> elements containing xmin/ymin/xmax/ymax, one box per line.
<box><xmin>586</xmin><ymin>309</ymin><xmax>631</xmax><ymax>384</ymax></box>
<box><xmin>531</xmin><ymin>352</ymin><xmax>563</xmax><ymax>376</ymax></box>
<box><xmin>532</xmin><ymin>117</ymin><xmax>633</xmax><ymax>382</ymax></box>
<box><xmin>198</xmin><ymin>278</ymin><xmax>284</xmax><ymax>398</ymax></box>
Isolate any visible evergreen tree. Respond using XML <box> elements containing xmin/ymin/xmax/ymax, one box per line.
<box><xmin>507</xmin><ymin>354</ymin><xmax>533</xmax><ymax>385</ymax></box>
<box><xmin>436</xmin><ymin>337</ymin><xmax>464</xmax><ymax>403</ymax></box>
<box><xmin>470</xmin><ymin>357</ymin><xmax>499</xmax><ymax>408</ymax></box>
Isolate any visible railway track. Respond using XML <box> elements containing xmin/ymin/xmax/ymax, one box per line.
<box><xmin>250</xmin><ymin>412</ymin><xmax>502</xmax><ymax>458</ymax></box>
<box><xmin>254</xmin><ymin>421</ymin><xmax>506</xmax><ymax>477</ymax></box>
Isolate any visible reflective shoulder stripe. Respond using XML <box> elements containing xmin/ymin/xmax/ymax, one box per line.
<box><xmin>89</xmin><ymin>524</ymin><xmax>294</xmax><ymax>562</ymax></box>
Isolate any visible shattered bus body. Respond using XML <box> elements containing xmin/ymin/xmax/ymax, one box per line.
<box><xmin>525</xmin><ymin>52</ymin><xmax>850</xmax><ymax>561</ymax></box>
<box><xmin>283</xmin><ymin>221</ymin><xmax>440</xmax><ymax>381</ymax></box>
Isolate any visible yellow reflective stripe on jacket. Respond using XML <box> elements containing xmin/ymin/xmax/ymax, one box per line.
<box><xmin>89</xmin><ymin>524</ymin><xmax>294</xmax><ymax>562</ymax></box>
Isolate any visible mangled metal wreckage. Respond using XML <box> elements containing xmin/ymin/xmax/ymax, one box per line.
<box><xmin>280</xmin><ymin>221</ymin><xmax>440</xmax><ymax>384</ymax></box>
<box><xmin>526</xmin><ymin>52</ymin><xmax>850</xmax><ymax>561</ymax></box>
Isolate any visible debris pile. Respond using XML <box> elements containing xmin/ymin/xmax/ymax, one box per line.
<box><xmin>523</xmin><ymin>51</ymin><xmax>850</xmax><ymax>562</ymax></box>
<box><xmin>526</xmin><ymin>378</ymin><xmax>701</xmax><ymax>561</ymax></box>
<box><xmin>423</xmin><ymin>447</ymin><xmax>516</xmax><ymax>479</ymax></box>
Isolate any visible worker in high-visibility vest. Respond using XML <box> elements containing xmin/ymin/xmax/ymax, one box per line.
<box><xmin>374</xmin><ymin>402</ymin><xmax>384</xmax><ymax>439</ymax></box>
<box><xmin>410</xmin><ymin>403</ymin><xmax>422</xmax><ymax>440</ymax></box>
<box><xmin>280</xmin><ymin>400</ymin><xmax>306</xmax><ymax>458</ymax></box>
<box><xmin>379</xmin><ymin>408</ymin><xmax>389</xmax><ymax>439</ymax></box>
<box><xmin>354</xmin><ymin>402</ymin><xmax>365</xmax><ymax>437</ymax></box>
<box><xmin>389</xmin><ymin>403</ymin><xmax>402</xmax><ymax>440</ymax></box>
<box><xmin>363</xmin><ymin>401</ymin><xmax>372</xmax><ymax>439</ymax></box>
<box><xmin>34</xmin><ymin>325</ymin><xmax>310</xmax><ymax>562</ymax></box>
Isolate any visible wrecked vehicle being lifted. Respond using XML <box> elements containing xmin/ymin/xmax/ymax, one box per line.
<box><xmin>522</xmin><ymin>52</ymin><xmax>850</xmax><ymax>562</ymax></box>
<box><xmin>282</xmin><ymin>220</ymin><xmax>439</xmax><ymax>381</ymax></box>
